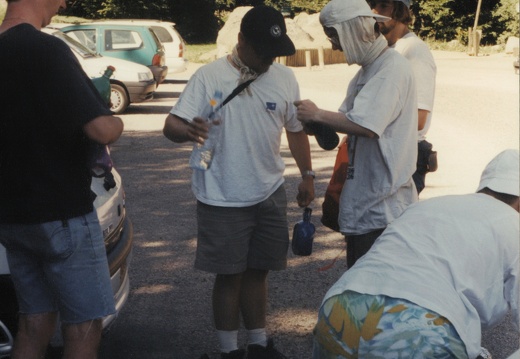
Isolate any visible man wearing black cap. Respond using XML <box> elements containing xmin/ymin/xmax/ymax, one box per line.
<box><xmin>369</xmin><ymin>0</ymin><xmax>437</xmax><ymax>194</ymax></box>
<box><xmin>163</xmin><ymin>5</ymin><xmax>314</xmax><ymax>359</ymax></box>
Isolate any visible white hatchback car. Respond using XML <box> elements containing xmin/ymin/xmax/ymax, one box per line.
<box><xmin>44</xmin><ymin>27</ymin><xmax>156</xmax><ymax>114</ymax></box>
<box><xmin>91</xmin><ymin>19</ymin><xmax>188</xmax><ymax>75</ymax></box>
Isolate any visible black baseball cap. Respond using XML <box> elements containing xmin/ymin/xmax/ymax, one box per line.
<box><xmin>240</xmin><ymin>5</ymin><xmax>296</xmax><ymax>58</ymax></box>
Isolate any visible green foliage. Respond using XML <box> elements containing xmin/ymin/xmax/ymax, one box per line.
<box><xmin>493</xmin><ymin>0</ymin><xmax>520</xmax><ymax>43</ymax></box>
<box><xmin>411</xmin><ymin>0</ymin><xmax>514</xmax><ymax>45</ymax></box>
<box><xmin>412</xmin><ymin>0</ymin><xmax>454</xmax><ymax>41</ymax></box>
<box><xmin>64</xmin><ymin>0</ymin><xmax>170</xmax><ymax>19</ymax></box>
<box><xmin>185</xmin><ymin>43</ymin><xmax>218</xmax><ymax>63</ymax></box>
<box><xmin>291</xmin><ymin>0</ymin><xmax>329</xmax><ymax>13</ymax></box>
<box><xmin>172</xmin><ymin>0</ymin><xmax>219</xmax><ymax>43</ymax></box>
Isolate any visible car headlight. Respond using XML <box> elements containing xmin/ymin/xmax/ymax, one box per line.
<box><xmin>138</xmin><ymin>72</ymin><xmax>153</xmax><ymax>82</ymax></box>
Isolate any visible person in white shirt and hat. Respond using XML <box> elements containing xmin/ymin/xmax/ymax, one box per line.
<box><xmin>368</xmin><ymin>0</ymin><xmax>438</xmax><ymax>195</ymax></box>
<box><xmin>312</xmin><ymin>149</ymin><xmax>519</xmax><ymax>358</ymax></box>
<box><xmin>294</xmin><ymin>0</ymin><xmax>419</xmax><ymax>269</ymax></box>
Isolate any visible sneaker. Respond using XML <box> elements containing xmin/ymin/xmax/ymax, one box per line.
<box><xmin>247</xmin><ymin>338</ymin><xmax>287</xmax><ymax>359</ymax></box>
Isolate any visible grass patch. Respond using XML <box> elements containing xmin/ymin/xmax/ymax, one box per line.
<box><xmin>185</xmin><ymin>43</ymin><xmax>217</xmax><ymax>64</ymax></box>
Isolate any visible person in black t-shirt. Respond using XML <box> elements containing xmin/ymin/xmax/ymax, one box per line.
<box><xmin>0</xmin><ymin>0</ymin><xmax>123</xmax><ymax>358</ymax></box>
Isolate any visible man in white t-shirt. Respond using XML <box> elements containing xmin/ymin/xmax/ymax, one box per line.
<box><xmin>163</xmin><ymin>6</ymin><xmax>314</xmax><ymax>359</ymax></box>
<box><xmin>295</xmin><ymin>0</ymin><xmax>418</xmax><ymax>268</ymax></box>
<box><xmin>313</xmin><ymin>149</ymin><xmax>519</xmax><ymax>359</ymax></box>
<box><xmin>369</xmin><ymin>0</ymin><xmax>437</xmax><ymax>194</ymax></box>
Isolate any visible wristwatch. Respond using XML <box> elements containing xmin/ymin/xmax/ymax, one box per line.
<box><xmin>302</xmin><ymin>170</ymin><xmax>315</xmax><ymax>179</ymax></box>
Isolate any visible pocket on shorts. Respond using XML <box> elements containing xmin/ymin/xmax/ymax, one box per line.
<box><xmin>43</xmin><ymin>220</ymin><xmax>75</xmax><ymax>259</ymax></box>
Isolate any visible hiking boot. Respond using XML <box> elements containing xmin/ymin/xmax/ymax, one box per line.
<box><xmin>247</xmin><ymin>339</ymin><xmax>287</xmax><ymax>359</ymax></box>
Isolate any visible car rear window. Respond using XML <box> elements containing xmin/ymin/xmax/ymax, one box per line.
<box><xmin>105</xmin><ymin>30</ymin><xmax>143</xmax><ymax>50</ymax></box>
<box><xmin>150</xmin><ymin>26</ymin><xmax>173</xmax><ymax>43</ymax></box>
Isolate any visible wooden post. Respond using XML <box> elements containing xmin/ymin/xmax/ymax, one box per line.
<box><xmin>475</xmin><ymin>30</ymin><xmax>482</xmax><ymax>57</ymax></box>
<box><xmin>468</xmin><ymin>27</ymin><xmax>473</xmax><ymax>54</ymax></box>
<box><xmin>305</xmin><ymin>50</ymin><xmax>312</xmax><ymax>70</ymax></box>
<box><xmin>318</xmin><ymin>46</ymin><xmax>325</xmax><ymax>69</ymax></box>
<box><xmin>470</xmin><ymin>0</ymin><xmax>483</xmax><ymax>56</ymax></box>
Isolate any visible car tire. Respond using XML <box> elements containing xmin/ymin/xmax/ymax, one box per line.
<box><xmin>110</xmin><ymin>83</ymin><xmax>130</xmax><ymax>114</ymax></box>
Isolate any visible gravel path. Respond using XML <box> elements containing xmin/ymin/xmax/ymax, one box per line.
<box><xmin>101</xmin><ymin>51</ymin><xmax>519</xmax><ymax>359</ymax></box>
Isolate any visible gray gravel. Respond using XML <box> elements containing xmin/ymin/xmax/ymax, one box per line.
<box><xmin>100</xmin><ymin>51</ymin><xmax>519</xmax><ymax>359</ymax></box>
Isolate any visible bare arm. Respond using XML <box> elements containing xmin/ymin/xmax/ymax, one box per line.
<box><xmin>286</xmin><ymin>130</ymin><xmax>315</xmax><ymax>208</ymax></box>
<box><xmin>294</xmin><ymin>100</ymin><xmax>377</xmax><ymax>138</ymax></box>
<box><xmin>418</xmin><ymin>109</ymin><xmax>429</xmax><ymax>131</ymax></box>
<box><xmin>83</xmin><ymin>115</ymin><xmax>124</xmax><ymax>145</ymax></box>
<box><xmin>163</xmin><ymin>113</ymin><xmax>211</xmax><ymax>144</ymax></box>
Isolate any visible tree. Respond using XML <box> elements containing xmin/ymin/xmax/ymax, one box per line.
<box><xmin>492</xmin><ymin>0</ymin><xmax>520</xmax><ymax>43</ymax></box>
<box><xmin>58</xmin><ymin>0</ymin><xmax>518</xmax><ymax>45</ymax></box>
<box><xmin>411</xmin><ymin>0</ymin><xmax>454</xmax><ymax>41</ymax></box>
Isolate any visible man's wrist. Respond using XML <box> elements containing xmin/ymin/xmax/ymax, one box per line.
<box><xmin>302</xmin><ymin>170</ymin><xmax>315</xmax><ymax>179</ymax></box>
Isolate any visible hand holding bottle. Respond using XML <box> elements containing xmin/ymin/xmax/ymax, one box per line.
<box><xmin>189</xmin><ymin>91</ymin><xmax>224</xmax><ymax>170</ymax></box>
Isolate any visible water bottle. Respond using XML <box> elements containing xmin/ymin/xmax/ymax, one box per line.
<box><xmin>89</xmin><ymin>66</ymin><xmax>116</xmax><ymax>179</ymax></box>
<box><xmin>91</xmin><ymin>65</ymin><xmax>115</xmax><ymax>105</ymax></box>
<box><xmin>189</xmin><ymin>91</ymin><xmax>224</xmax><ymax>170</ymax></box>
<box><xmin>291</xmin><ymin>207</ymin><xmax>316</xmax><ymax>256</ymax></box>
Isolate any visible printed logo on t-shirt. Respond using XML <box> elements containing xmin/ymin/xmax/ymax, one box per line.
<box><xmin>266</xmin><ymin>102</ymin><xmax>277</xmax><ymax>111</ymax></box>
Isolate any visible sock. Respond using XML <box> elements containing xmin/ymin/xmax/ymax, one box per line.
<box><xmin>247</xmin><ymin>328</ymin><xmax>267</xmax><ymax>347</ymax></box>
<box><xmin>217</xmin><ymin>330</ymin><xmax>239</xmax><ymax>353</ymax></box>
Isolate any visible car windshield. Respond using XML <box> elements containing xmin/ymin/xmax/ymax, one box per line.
<box><xmin>52</xmin><ymin>30</ymin><xmax>100</xmax><ymax>59</ymax></box>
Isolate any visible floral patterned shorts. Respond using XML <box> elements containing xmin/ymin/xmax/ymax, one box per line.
<box><xmin>313</xmin><ymin>291</ymin><xmax>468</xmax><ymax>359</ymax></box>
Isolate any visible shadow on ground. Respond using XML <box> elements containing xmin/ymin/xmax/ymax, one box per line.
<box><xmin>100</xmin><ymin>131</ymin><xmax>518</xmax><ymax>359</ymax></box>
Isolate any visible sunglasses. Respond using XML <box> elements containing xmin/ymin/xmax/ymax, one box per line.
<box><xmin>327</xmin><ymin>36</ymin><xmax>341</xmax><ymax>47</ymax></box>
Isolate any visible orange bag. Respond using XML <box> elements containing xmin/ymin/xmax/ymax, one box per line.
<box><xmin>321</xmin><ymin>142</ymin><xmax>349</xmax><ymax>232</ymax></box>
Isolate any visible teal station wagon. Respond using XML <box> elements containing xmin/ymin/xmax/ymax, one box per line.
<box><xmin>59</xmin><ymin>23</ymin><xmax>168</xmax><ymax>85</ymax></box>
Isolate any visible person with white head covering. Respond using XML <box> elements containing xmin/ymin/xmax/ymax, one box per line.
<box><xmin>312</xmin><ymin>149</ymin><xmax>520</xmax><ymax>358</ymax></box>
<box><xmin>294</xmin><ymin>0</ymin><xmax>419</xmax><ymax>268</ymax></box>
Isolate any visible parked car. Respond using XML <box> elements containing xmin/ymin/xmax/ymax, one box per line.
<box><xmin>91</xmin><ymin>19</ymin><xmax>188</xmax><ymax>75</ymax></box>
<box><xmin>0</xmin><ymin>164</ymin><xmax>133</xmax><ymax>357</ymax></box>
<box><xmin>58</xmin><ymin>22</ymin><xmax>168</xmax><ymax>85</ymax></box>
<box><xmin>44</xmin><ymin>27</ymin><xmax>156</xmax><ymax>114</ymax></box>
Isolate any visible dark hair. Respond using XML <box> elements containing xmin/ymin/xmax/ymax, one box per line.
<box><xmin>393</xmin><ymin>1</ymin><xmax>413</xmax><ymax>26</ymax></box>
<box><xmin>479</xmin><ymin>187</ymin><xmax>519</xmax><ymax>206</ymax></box>
<box><xmin>367</xmin><ymin>1</ymin><xmax>413</xmax><ymax>26</ymax></box>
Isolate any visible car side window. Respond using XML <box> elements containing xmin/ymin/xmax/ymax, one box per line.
<box><xmin>150</xmin><ymin>26</ymin><xmax>173</xmax><ymax>43</ymax></box>
<box><xmin>105</xmin><ymin>30</ymin><xmax>143</xmax><ymax>51</ymax></box>
<box><xmin>67</xmin><ymin>29</ymin><xmax>97</xmax><ymax>52</ymax></box>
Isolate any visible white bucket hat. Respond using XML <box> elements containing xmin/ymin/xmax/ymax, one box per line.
<box><xmin>477</xmin><ymin>149</ymin><xmax>520</xmax><ymax>196</ymax></box>
<box><xmin>320</xmin><ymin>0</ymin><xmax>390</xmax><ymax>27</ymax></box>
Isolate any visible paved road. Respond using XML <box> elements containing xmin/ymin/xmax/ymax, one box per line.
<box><xmin>101</xmin><ymin>51</ymin><xmax>519</xmax><ymax>359</ymax></box>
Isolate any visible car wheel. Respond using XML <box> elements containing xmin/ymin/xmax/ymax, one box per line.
<box><xmin>110</xmin><ymin>84</ymin><xmax>130</xmax><ymax>114</ymax></box>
